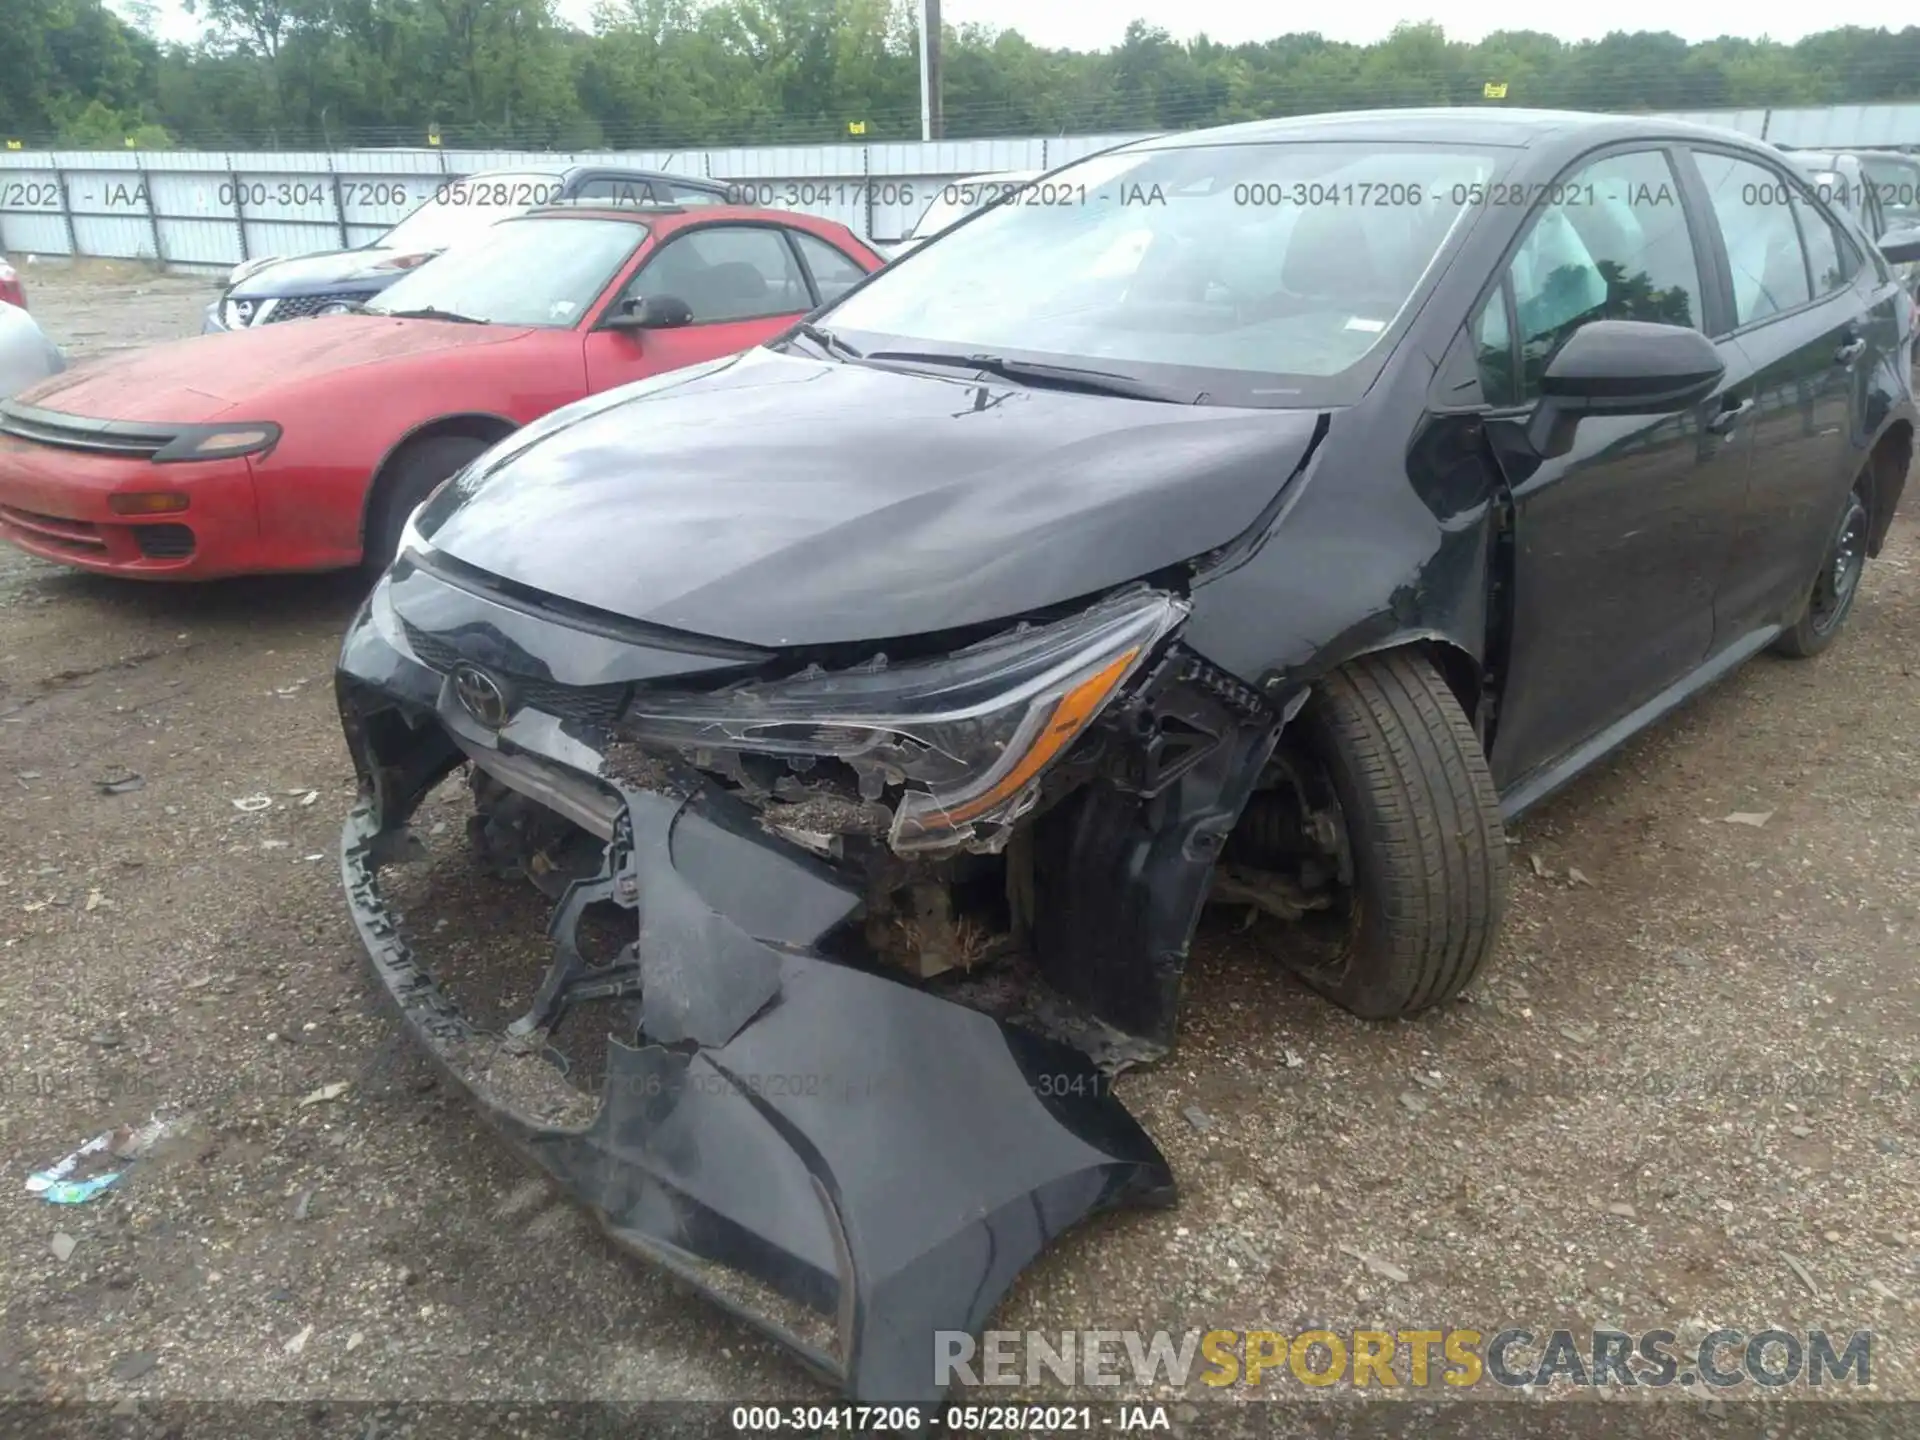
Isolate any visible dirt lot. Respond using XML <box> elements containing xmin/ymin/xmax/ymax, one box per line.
<box><xmin>3</xmin><ymin>262</ymin><xmax>1919</xmax><ymax>1432</ymax></box>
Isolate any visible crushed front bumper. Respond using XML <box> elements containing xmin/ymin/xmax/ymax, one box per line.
<box><xmin>336</xmin><ymin>586</ymin><xmax>1175</xmax><ymax>1404</ymax></box>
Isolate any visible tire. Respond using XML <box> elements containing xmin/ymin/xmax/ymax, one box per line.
<box><xmin>1772</xmin><ymin>485</ymin><xmax>1870</xmax><ymax>659</ymax></box>
<box><xmin>362</xmin><ymin>433</ymin><xmax>491</xmax><ymax>574</ymax></box>
<box><xmin>1280</xmin><ymin>649</ymin><xmax>1508</xmax><ymax>1020</ymax></box>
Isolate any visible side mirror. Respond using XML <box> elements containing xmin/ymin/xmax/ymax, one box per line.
<box><xmin>1878</xmin><ymin>226</ymin><xmax>1920</xmax><ymax>264</ymax></box>
<box><xmin>602</xmin><ymin>293</ymin><xmax>694</xmax><ymax>332</ymax></box>
<box><xmin>1525</xmin><ymin>319</ymin><xmax>1724</xmax><ymax>459</ymax></box>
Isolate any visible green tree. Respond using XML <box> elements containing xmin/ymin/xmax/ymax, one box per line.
<box><xmin>11</xmin><ymin>6</ymin><xmax>1920</xmax><ymax>152</ymax></box>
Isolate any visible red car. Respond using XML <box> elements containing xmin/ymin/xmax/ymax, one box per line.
<box><xmin>0</xmin><ymin>256</ymin><xmax>24</xmax><ymax>310</ymax></box>
<box><xmin>0</xmin><ymin>205</ymin><xmax>881</xmax><ymax>577</ymax></box>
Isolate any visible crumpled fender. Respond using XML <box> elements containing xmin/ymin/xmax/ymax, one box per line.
<box><xmin>341</xmin><ymin>777</ymin><xmax>1174</xmax><ymax>1404</ymax></box>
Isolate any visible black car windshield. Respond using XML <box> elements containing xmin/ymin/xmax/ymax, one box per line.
<box><xmin>825</xmin><ymin>140</ymin><xmax>1504</xmax><ymax>407</ymax></box>
<box><xmin>364</xmin><ymin>217</ymin><xmax>643</xmax><ymax>327</ymax></box>
<box><xmin>379</xmin><ymin>172</ymin><xmax>567</xmax><ymax>253</ymax></box>
<box><xmin>906</xmin><ymin>173</ymin><xmax>1038</xmax><ymax>241</ymax></box>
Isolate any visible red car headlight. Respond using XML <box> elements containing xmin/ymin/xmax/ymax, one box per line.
<box><xmin>152</xmin><ymin>422</ymin><xmax>282</xmax><ymax>463</ymax></box>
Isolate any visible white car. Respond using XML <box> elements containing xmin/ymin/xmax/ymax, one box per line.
<box><xmin>887</xmin><ymin>169</ymin><xmax>1042</xmax><ymax>258</ymax></box>
<box><xmin>0</xmin><ymin>301</ymin><xmax>63</xmax><ymax>399</ymax></box>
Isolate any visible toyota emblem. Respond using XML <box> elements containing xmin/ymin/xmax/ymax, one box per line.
<box><xmin>451</xmin><ymin>663</ymin><xmax>513</xmax><ymax>729</ymax></box>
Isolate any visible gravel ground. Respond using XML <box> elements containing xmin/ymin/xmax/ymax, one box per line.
<box><xmin>2</xmin><ymin>262</ymin><xmax>1918</xmax><ymax>1434</ymax></box>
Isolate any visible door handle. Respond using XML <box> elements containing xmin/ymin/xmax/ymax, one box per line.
<box><xmin>1706</xmin><ymin>397</ymin><xmax>1753</xmax><ymax>434</ymax></box>
<box><xmin>1833</xmin><ymin>336</ymin><xmax>1867</xmax><ymax>365</ymax></box>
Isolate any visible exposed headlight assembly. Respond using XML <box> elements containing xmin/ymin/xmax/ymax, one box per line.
<box><xmin>621</xmin><ymin>589</ymin><xmax>1188</xmax><ymax>853</ymax></box>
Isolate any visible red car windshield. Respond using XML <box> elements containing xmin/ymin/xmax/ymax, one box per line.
<box><xmin>365</xmin><ymin>217</ymin><xmax>644</xmax><ymax>327</ymax></box>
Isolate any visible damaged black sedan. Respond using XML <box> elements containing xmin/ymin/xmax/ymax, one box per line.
<box><xmin>337</xmin><ymin>109</ymin><xmax>1916</xmax><ymax>1402</ymax></box>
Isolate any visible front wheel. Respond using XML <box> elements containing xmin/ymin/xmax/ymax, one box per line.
<box><xmin>1270</xmin><ymin>650</ymin><xmax>1509</xmax><ymax>1020</ymax></box>
<box><xmin>1772</xmin><ymin>487</ymin><xmax>1870</xmax><ymax>659</ymax></box>
<box><xmin>362</xmin><ymin>433</ymin><xmax>491</xmax><ymax>575</ymax></box>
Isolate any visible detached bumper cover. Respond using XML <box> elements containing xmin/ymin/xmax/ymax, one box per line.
<box><xmin>337</xmin><ymin>608</ymin><xmax>1174</xmax><ymax>1403</ymax></box>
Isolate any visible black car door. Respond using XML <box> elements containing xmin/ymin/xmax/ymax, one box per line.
<box><xmin>1475</xmin><ymin>146</ymin><xmax>1756</xmax><ymax>790</ymax></box>
<box><xmin>1682</xmin><ymin>147</ymin><xmax>1888</xmax><ymax>641</ymax></box>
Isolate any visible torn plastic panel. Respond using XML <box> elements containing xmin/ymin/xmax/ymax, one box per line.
<box><xmin>617</xmin><ymin>589</ymin><xmax>1188</xmax><ymax>857</ymax></box>
<box><xmin>1031</xmin><ymin>649</ymin><xmax>1288</xmax><ymax>1048</ymax></box>
<box><xmin>337</xmin><ymin>672</ymin><xmax>1175</xmax><ymax>1404</ymax></box>
<box><xmin>353</xmin><ymin>559</ymin><xmax>1294</xmax><ymax>1048</ymax></box>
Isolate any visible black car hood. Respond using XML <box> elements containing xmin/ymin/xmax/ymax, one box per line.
<box><xmin>230</xmin><ymin>246</ymin><xmax>429</xmax><ymax>300</ymax></box>
<box><xmin>420</xmin><ymin>347</ymin><xmax>1325</xmax><ymax>648</ymax></box>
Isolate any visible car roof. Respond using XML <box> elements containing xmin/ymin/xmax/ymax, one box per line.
<box><xmin>458</xmin><ymin>163</ymin><xmax>728</xmax><ymax>189</ymax></box>
<box><xmin>518</xmin><ymin>202</ymin><xmax>843</xmax><ymax>228</ymax></box>
<box><xmin>1131</xmin><ymin>107</ymin><xmax>1772</xmax><ymax>153</ymax></box>
<box><xmin>1783</xmin><ymin>147</ymin><xmax>1920</xmax><ymax>163</ymax></box>
<box><xmin>525</xmin><ymin>200</ymin><xmax>684</xmax><ymax>219</ymax></box>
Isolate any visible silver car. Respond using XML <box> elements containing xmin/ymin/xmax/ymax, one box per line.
<box><xmin>1783</xmin><ymin>148</ymin><xmax>1920</xmax><ymax>296</ymax></box>
<box><xmin>0</xmin><ymin>302</ymin><xmax>63</xmax><ymax>399</ymax></box>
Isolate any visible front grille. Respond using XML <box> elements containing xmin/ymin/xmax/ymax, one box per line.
<box><xmin>403</xmin><ymin>624</ymin><xmax>463</xmax><ymax>673</ymax></box>
<box><xmin>402</xmin><ymin>622</ymin><xmax>630</xmax><ymax>727</ymax></box>
<box><xmin>262</xmin><ymin>293</ymin><xmax>358</xmax><ymax>324</ymax></box>
<box><xmin>0</xmin><ymin>504</ymin><xmax>107</xmax><ymax>553</ymax></box>
<box><xmin>133</xmin><ymin>523</ymin><xmax>195</xmax><ymax>559</ymax></box>
<box><xmin>519</xmin><ymin>677</ymin><xmax>630</xmax><ymax>727</ymax></box>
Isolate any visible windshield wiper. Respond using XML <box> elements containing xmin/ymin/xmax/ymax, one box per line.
<box><xmin>863</xmin><ymin>349</ymin><xmax>1202</xmax><ymax>404</ymax></box>
<box><xmin>377</xmin><ymin>306</ymin><xmax>488</xmax><ymax>325</ymax></box>
<box><xmin>788</xmin><ymin>320</ymin><xmax>863</xmax><ymax>360</ymax></box>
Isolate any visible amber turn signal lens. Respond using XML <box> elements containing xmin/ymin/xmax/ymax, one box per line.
<box><xmin>108</xmin><ymin>492</ymin><xmax>190</xmax><ymax>515</ymax></box>
<box><xmin>935</xmin><ymin>646</ymin><xmax>1142</xmax><ymax>827</ymax></box>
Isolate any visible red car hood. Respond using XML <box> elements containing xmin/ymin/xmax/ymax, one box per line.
<box><xmin>17</xmin><ymin>317</ymin><xmax>530</xmax><ymax>423</ymax></box>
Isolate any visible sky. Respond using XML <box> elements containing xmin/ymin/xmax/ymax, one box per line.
<box><xmin>131</xmin><ymin>0</ymin><xmax>1920</xmax><ymax>49</ymax></box>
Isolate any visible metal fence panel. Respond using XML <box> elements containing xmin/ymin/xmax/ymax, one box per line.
<box><xmin>1763</xmin><ymin>104</ymin><xmax>1920</xmax><ymax>148</ymax></box>
<box><xmin>0</xmin><ymin>164</ymin><xmax>67</xmax><ymax>255</ymax></box>
<box><xmin>8</xmin><ymin>112</ymin><xmax>1918</xmax><ymax>268</ymax></box>
<box><xmin>59</xmin><ymin>163</ymin><xmax>166</xmax><ymax>261</ymax></box>
<box><xmin>0</xmin><ymin>134</ymin><xmax>1156</xmax><ymax>266</ymax></box>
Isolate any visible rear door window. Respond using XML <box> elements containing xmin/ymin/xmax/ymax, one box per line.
<box><xmin>1691</xmin><ymin>152</ymin><xmax>1814</xmax><ymax>327</ymax></box>
<box><xmin>1787</xmin><ymin>191</ymin><xmax>1855</xmax><ymax>295</ymax></box>
<box><xmin>790</xmin><ymin>230</ymin><xmax>868</xmax><ymax>304</ymax></box>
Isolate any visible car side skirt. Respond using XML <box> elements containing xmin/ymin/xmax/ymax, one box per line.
<box><xmin>1498</xmin><ymin>623</ymin><xmax>1781</xmax><ymax>821</ymax></box>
